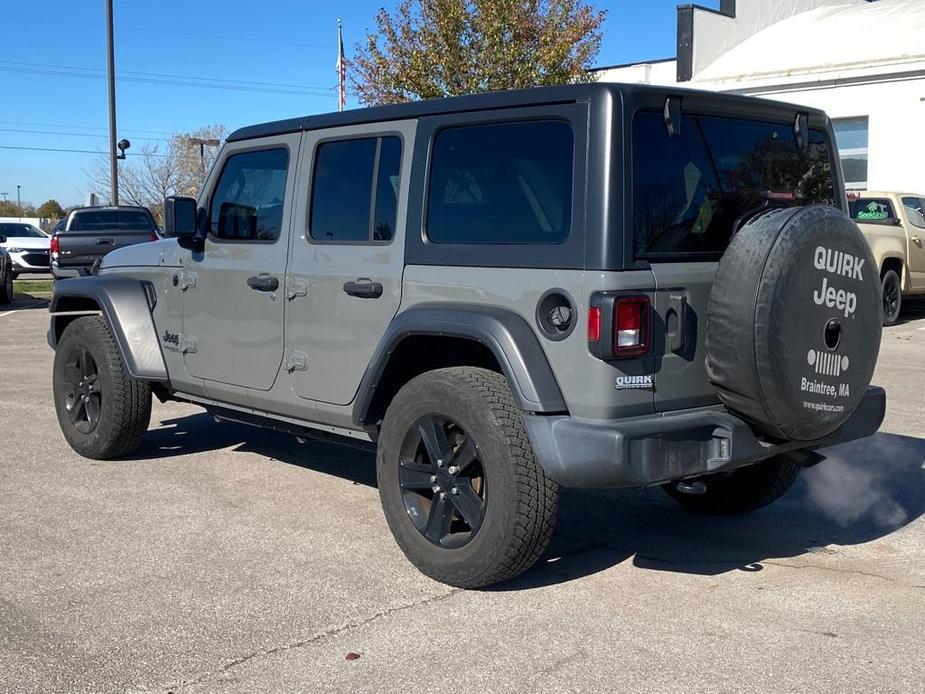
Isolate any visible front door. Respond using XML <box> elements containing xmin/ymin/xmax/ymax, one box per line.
<box><xmin>182</xmin><ymin>135</ymin><xmax>300</xmax><ymax>391</ymax></box>
<box><xmin>284</xmin><ymin>121</ymin><xmax>414</xmax><ymax>405</ymax></box>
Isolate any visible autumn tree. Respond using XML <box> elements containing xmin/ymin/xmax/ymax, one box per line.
<box><xmin>352</xmin><ymin>0</ymin><xmax>606</xmax><ymax>105</ymax></box>
<box><xmin>0</xmin><ymin>201</ymin><xmax>18</xmax><ymax>217</ymax></box>
<box><xmin>37</xmin><ymin>199</ymin><xmax>66</xmax><ymax>220</ymax></box>
<box><xmin>87</xmin><ymin>125</ymin><xmax>226</xmax><ymax>223</ymax></box>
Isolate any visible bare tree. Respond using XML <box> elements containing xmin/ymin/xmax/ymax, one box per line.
<box><xmin>86</xmin><ymin>125</ymin><xmax>226</xmax><ymax>223</ymax></box>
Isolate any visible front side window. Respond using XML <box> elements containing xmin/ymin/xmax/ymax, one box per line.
<box><xmin>0</xmin><ymin>223</ymin><xmax>46</xmax><ymax>238</ymax></box>
<box><xmin>426</xmin><ymin>120</ymin><xmax>573</xmax><ymax>244</ymax></box>
<box><xmin>210</xmin><ymin>148</ymin><xmax>289</xmax><ymax>241</ymax></box>
<box><xmin>309</xmin><ymin>136</ymin><xmax>402</xmax><ymax>243</ymax></box>
<box><xmin>901</xmin><ymin>197</ymin><xmax>925</xmax><ymax>229</ymax></box>
<box><xmin>633</xmin><ymin>112</ymin><xmax>835</xmax><ymax>259</ymax></box>
<box><xmin>849</xmin><ymin>198</ymin><xmax>896</xmax><ymax>223</ymax></box>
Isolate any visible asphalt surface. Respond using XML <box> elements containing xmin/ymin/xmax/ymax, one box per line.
<box><xmin>1</xmin><ymin>296</ymin><xmax>923</xmax><ymax>693</ymax></box>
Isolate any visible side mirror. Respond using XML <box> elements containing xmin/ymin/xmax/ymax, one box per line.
<box><xmin>163</xmin><ymin>196</ymin><xmax>202</xmax><ymax>251</ymax></box>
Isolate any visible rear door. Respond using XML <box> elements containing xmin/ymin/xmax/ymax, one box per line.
<box><xmin>284</xmin><ymin>120</ymin><xmax>413</xmax><ymax>405</ymax></box>
<box><xmin>900</xmin><ymin>196</ymin><xmax>925</xmax><ymax>287</ymax></box>
<box><xmin>181</xmin><ymin>135</ymin><xmax>299</xmax><ymax>391</ymax></box>
<box><xmin>631</xmin><ymin>109</ymin><xmax>839</xmax><ymax>411</ymax></box>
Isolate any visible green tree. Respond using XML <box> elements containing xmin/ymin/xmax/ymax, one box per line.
<box><xmin>0</xmin><ymin>201</ymin><xmax>17</xmax><ymax>217</ymax></box>
<box><xmin>37</xmin><ymin>199</ymin><xmax>66</xmax><ymax>220</ymax></box>
<box><xmin>352</xmin><ymin>0</ymin><xmax>606</xmax><ymax>105</ymax></box>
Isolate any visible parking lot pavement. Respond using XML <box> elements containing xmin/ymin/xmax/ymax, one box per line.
<box><xmin>1</xmin><ymin>297</ymin><xmax>923</xmax><ymax>694</ymax></box>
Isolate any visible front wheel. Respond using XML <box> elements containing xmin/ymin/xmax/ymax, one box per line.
<box><xmin>0</xmin><ymin>263</ymin><xmax>12</xmax><ymax>304</ymax></box>
<box><xmin>377</xmin><ymin>367</ymin><xmax>559</xmax><ymax>588</ymax></box>
<box><xmin>662</xmin><ymin>455</ymin><xmax>800</xmax><ymax>515</ymax></box>
<box><xmin>53</xmin><ymin>316</ymin><xmax>152</xmax><ymax>459</ymax></box>
<box><xmin>881</xmin><ymin>269</ymin><xmax>902</xmax><ymax>326</ymax></box>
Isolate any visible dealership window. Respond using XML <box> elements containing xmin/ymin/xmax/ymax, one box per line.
<box><xmin>833</xmin><ymin>117</ymin><xmax>869</xmax><ymax>190</ymax></box>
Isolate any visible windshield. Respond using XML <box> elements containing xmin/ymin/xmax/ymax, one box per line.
<box><xmin>633</xmin><ymin>112</ymin><xmax>836</xmax><ymax>259</ymax></box>
<box><xmin>69</xmin><ymin>209</ymin><xmax>155</xmax><ymax>232</ymax></box>
<box><xmin>0</xmin><ymin>223</ymin><xmax>47</xmax><ymax>238</ymax></box>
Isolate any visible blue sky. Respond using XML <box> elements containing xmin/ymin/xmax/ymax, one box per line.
<box><xmin>0</xmin><ymin>0</ymin><xmax>716</xmax><ymax>207</ymax></box>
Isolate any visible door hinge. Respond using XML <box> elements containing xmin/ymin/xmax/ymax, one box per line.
<box><xmin>286</xmin><ymin>278</ymin><xmax>308</xmax><ymax>301</ymax></box>
<box><xmin>284</xmin><ymin>349</ymin><xmax>308</xmax><ymax>372</ymax></box>
<box><xmin>177</xmin><ymin>270</ymin><xmax>198</xmax><ymax>291</ymax></box>
<box><xmin>180</xmin><ymin>334</ymin><xmax>198</xmax><ymax>354</ymax></box>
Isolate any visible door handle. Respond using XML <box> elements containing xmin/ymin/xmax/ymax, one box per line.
<box><xmin>666</xmin><ymin>294</ymin><xmax>696</xmax><ymax>359</ymax></box>
<box><xmin>343</xmin><ymin>278</ymin><xmax>383</xmax><ymax>298</ymax></box>
<box><xmin>247</xmin><ymin>274</ymin><xmax>279</xmax><ymax>292</ymax></box>
<box><xmin>96</xmin><ymin>238</ymin><xmax>114</xmax><ymax>245</ymax></box>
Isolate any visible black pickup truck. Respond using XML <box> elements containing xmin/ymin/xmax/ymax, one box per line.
<box><xmin>51</xmin><ymin>206</ymin><xmax>159</xmax><ymax>279</ymax></box>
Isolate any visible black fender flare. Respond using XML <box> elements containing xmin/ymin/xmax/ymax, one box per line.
<box><xmin>48</xmin><ymin>276</ymin><xmax>168</xmax><ymax>381</ymax></box>
<box><xmin>352</xmin><ymin>304</ymin><xmax>567</xmax><ymax>426</ymax></box>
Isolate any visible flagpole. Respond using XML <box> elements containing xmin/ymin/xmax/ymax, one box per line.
<box><xmin>336</xmin><ymin>18</ymin><xmax>346</xmax><ymax>112</ymax></box>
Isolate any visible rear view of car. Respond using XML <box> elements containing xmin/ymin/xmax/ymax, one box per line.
<box><xmin>0</xmin><ymin>222</ymin><xmax>51</xmax><ymax>277</ymax></box>
<box><xmin>51</xmin><ymin>206</ymin><xmax>159</xmax><ymax>279</ymax></box>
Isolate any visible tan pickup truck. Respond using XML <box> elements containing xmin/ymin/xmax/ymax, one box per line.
<box><xmin>848</xmin><ymin>192</ymin><xmax>925</xmax><ymax>325</ymax></box>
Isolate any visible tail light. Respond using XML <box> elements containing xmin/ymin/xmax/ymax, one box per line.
<box><xmin>588</xmin><ymin>293</ymin><xmax>651</xmax><ymax>359</ymax></box>
<box><xmin>50</xmin><ymin>235</ymin><xmax>59</xmax><ymax>257</ymax></box>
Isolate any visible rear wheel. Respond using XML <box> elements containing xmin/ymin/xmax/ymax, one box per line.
<box><xmin>377</xmin><ymin>367</ymin><xmax>558</xmax><ymax>588</ymax></box>
<box><xmin>662</xmin><ymin>455</ymin><xmax>800</xmax><ymax>515</ymax></box>
<box><xmin>53</xmin><ymin>316</ymin><xmax>152</xmax><ymax>459</ymax></box>
<box><xmin>881</xmin><ymin>269</ymin><xmax>902</xmax><ymax>326</ymax></box>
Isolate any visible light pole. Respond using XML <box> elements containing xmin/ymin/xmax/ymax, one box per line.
<box><xmin>16</xmin><ymin>185</ymin><xmax>21</xmax><ymax>220</ymax></box>
<box><xmin>105</xmin><ymin>0</ymin><xmax>119</xmax><ymax>205</ymax></box>
<box><xmin>0</xmin><ymin>192</ymin><xmax>7</xmax><ymax>202</ymax></box>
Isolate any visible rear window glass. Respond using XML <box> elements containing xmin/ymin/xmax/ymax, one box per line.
<box><xmin>426</xmin><ymin>120</ymin><xmax>573</xmax><ymax>244</ymax></box>
<box><xmin>69</xmin><ymin>209</ymin><xmax>154</xmax><ymax>232</ymax></box>
<box><xmin>633</xmin><ymin>112</ymin><xmax>835</xmax><ymax>259</ymax></box>
<box><xmin>849</xmin><ymin>198</ymin><xmax>896</xmax><ymax>223</ymax></box>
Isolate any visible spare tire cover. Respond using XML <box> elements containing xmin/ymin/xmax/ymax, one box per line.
<box><xmin>707</xmin><ymin>205</ymin><xmax>881</xmax><ymax>441</ymax></box>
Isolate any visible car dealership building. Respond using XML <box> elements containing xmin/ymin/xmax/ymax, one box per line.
<box><xmin>596</xmin><ymin>0</ymin><xmax>925</xmax><ymax>194</ymax></box>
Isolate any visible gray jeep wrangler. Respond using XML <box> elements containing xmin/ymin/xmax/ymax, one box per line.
<box><xmin>49</xmin><ymin>84</ymin><xmax>886</xmax><ymax>588</ymax></box>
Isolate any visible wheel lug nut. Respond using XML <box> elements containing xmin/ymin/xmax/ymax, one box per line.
<box><xmin>448</xmin><ymin>465</ymin><xmax>459</xmax><ymax>475</ymax></box>
<box><xmin>430</xmin><ymin>475</ymin><xmax>437</xmax><ymax>483</ymax></box>
<box><xmin>436</xmin><ymin>459</ymin><xmax>444</xmax><ymax>467</ymax></box>
<box><xmin>451</xmin><ymin>487</ymin><xmax>459</xmax><ymax>495</ymax></box>
<box><xmin>439</xmin><ymin>492</ymin><xmax>446</xmax><ymax>500</ymax></box>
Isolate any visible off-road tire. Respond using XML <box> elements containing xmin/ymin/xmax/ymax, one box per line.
<box><xmin>662</xmin><ymin>456</ymin><xmax>800</xmax><ymax>516</ymax></box>
<box><xmin>881</xmin><ymin>269</ymin><xmax>902</xmax><ymax>326</ymax></box>
<box><xmin>0</xmin><ymin>263</ymin><xmax>12</xmax><ymax>304</ymax></box>
<box><xmin>377</xmin><ymin>367</ymin><xmax>559</xmax><ymax>588</ymax></box>
<box><xmin>53</xmin><ymin>316</ymin><xmax>152</xmax><ymax>459</ymax></box>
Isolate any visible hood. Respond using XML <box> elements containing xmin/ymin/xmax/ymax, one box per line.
<box><xmin>0</xmin><ymin>237</ymin><xmax>49</xmax><ymax>250</ymax></box>
<box><xmin>100</xmin><ymin>238</ymin><xmax>181</xmax><ymax>269</ymax></box>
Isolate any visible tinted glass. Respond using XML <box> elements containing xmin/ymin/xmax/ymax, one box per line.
<box><xmin>901</xmin><ymin>197</ymin><xmax>925</xmax><ymax>229</ymax></box>
<box><xmin>849</xmin><ymin>198</ymin><xmax>896</xmax><ymax>223</ymax></box>
<box><xmin>0</xmin><ymin>223</ymin><xmax>46</xmax><ymax>238</ymax></box>
<box><xmin>69</xmin><ymin>209</ymin><xmax>155</xmax><ymax>232</ymax></box>
<box><xmin>309</xmin><ymin>136</ymin><xmax>402</xmax><ymax>243</ymax></box>
<box><xmin>427</xmin><ymin>120</ymin><xmax>573</xmax><ymax>244</ymax></box>
<box><xmin>310</xmin><ymin>139</ymin><xmax>376</xmax><ymax>242</ymax></box>
<box><xmin>373</xmin><ymin>137</ymin><xmax>402</xmax><ymax>241</ymax></box>
<box><xmin>210</xmin><ymin>148</ymin><xmax>289</xmax><ymax>241</ymax></box>
<box><xmin>633</xmin><ymin>112</ymin><xmax>835</xmax><ymax>258</ymax></box>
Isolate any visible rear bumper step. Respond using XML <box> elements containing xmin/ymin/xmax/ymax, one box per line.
<box><xmin>522</xmin><ymin>386</ymin><xmax>886</xmax><ymax>488</ymax></box>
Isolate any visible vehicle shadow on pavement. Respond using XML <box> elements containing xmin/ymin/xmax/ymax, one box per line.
<box><xmin>500</xmin><ymin>431</ymin><xmax>925</xmax><ymax>589</ymax></box>
<box><xmin>5</xmin><ymin>294</ymin><xmax>49</xmax><ymax>311</ymax></box>
<box><xmin>133</xmin><ymin>413</ymin><xmax>924</xmax><ymax>589</ymax></box>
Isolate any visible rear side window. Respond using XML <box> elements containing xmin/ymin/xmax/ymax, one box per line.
<box><xmin>210</xmin><ymin>148</ymin><xmax>289</xmax><ymax>242</ymax></box>
<box><xmin>633</xmin><ymin>112</ymin><xmax>835</xmax><ymax>259</ymax></box>
<box><xmin>69</xmin><ymin>209</ymin><xmax>154</xmax><ymax>232</ymax></box>
<box><xmin>426</xmin><ymin>120</ymin><xmax>573</xmax><ymax>244</ymax></box>
<box><xmin>310</xmin><ymin>136</ymin><xmax>402</xmax><ymax>243</ymax></box>
<box><xmin>901</xmin><ymin>197</ymin><xmax>925</xmax><ymax>229</ymax></box>
<box><xmin>849</xmin><ymin>198</ymin><xmax>896</xmax><ymax>223</ymax></box>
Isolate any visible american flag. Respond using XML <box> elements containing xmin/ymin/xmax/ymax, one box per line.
<box><xmin>336</xmin><ymin>19</ymin><xmax>346</xmax><ymax>112</ymax></box>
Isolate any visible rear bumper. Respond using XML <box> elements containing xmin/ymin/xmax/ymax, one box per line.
<box><xmin>51</xmin><ymin>261</ymin><xmax>88</xmax><ymax>279</ymax></box>
<box><xmin>522</xmin><ymin>386</ymin><xmax>886</xmax><ymax>488</ymax></box>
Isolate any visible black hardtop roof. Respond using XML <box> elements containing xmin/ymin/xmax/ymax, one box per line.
<box><xmin>226</xmin><ymin>82</ymin><xmax>831</xmax><ymax>142</ymax></box>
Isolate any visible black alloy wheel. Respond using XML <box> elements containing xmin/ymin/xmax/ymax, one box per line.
<box><xmin>881</xmin><ymin>270</ymin><xmax>902</xmax><ymax>326</ymax></box>
<box><xmin>399</xmin><ymin>414</ymin><xmax>487</xmax><ymax>548</ymax></box>
<box><xmin>60</xmin><ymin>345</ymin><xmax>103</xmax><ymax>434</ymax></box>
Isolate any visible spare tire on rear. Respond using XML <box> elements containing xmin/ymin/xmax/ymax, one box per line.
<box><xmin>707</xmin><ymin>205</ymin><xmax>881</xmax><ymax>441</ymax></box>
